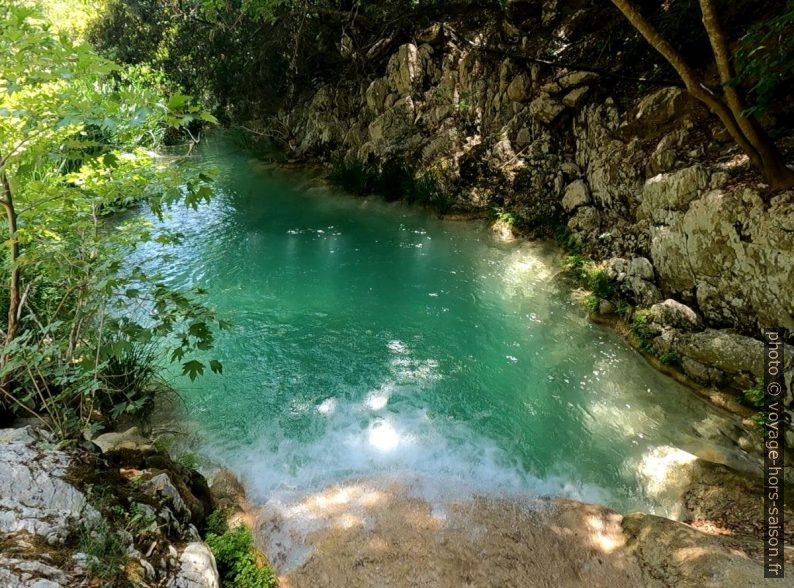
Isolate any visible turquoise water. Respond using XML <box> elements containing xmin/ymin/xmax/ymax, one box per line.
<box><xmin>145</xmin><ymin>139</ymin><xmax>741</xmax><ymax>518</ymax></box>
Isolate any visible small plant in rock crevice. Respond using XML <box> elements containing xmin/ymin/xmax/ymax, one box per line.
<box><xmin>630</xmin><ymin>309</ymin><xmax>654</xmax><ymax>353</ymax></box>
<box><xmin>205</xmin><ymin>510</ymin><xmax>277</xmax><ymax>588</ymax></box>
<box><xmin>658</xmin><ymin>351</ymin><xmax>680</xmax><ymax>366</ymax></box>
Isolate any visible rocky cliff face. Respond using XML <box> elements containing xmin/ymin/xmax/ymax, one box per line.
<box><xmin>0</xmin><ymin>426</ymin><xmax>219</xmax><ymax>587</ymax></box>
<box><xmin>270</xmin><ymin>16</ymin><xmax>793</xmax><ymax>444</ymax></box>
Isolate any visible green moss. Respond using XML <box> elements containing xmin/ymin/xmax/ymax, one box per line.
<box><xmin>206</xmin><ymin>510</ymin><xmax>277</xmax><ymax>588</ymax></box>
<box><xmin>658</xmin><ymin>351</ymin><xmax>679</xmax><ymax>366</ymax></box>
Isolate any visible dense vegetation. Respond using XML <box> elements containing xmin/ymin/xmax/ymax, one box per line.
<box><xmin>0</xmin><ymin>2</ymin><xmax>225</xmax><ymax>437</ymax></box>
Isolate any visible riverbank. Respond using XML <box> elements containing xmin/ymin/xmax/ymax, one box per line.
<box><xmin>211</xmin><ymin>461</ymin><xmax>793</xmax><ymax>587</ymax></box>
<box><xmin>0</xmin><ymin>416</ymin><xmax>790</xmax><ymax>586</ymax></box>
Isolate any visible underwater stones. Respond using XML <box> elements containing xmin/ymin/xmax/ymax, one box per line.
<box><xmin>561</xmin><ymin>179</ymin><xmax>590</xmax><ymax>212</ymax></box>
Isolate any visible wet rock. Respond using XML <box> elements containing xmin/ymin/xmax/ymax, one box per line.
<box><xmin>167</xmin><ymin>542</ymin><xmax>219</xmax><ymax>588</ymax></box>
<box><xmin>211</xmin><ymin>469</ymin><xmax>248</xmax><ymax>512</ymax></box>
<box><xmin>561</xmin><ymin>179</ymin><xmax>590</xmax><ymax>212</ymax></box>
<box><xmin>683</xmin><ymin>460</ymin><xmax>794</xmax><ymax>544</ymax></box>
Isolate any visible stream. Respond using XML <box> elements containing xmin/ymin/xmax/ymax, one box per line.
<box><xmin>142</xmin><ymin>138</ymin><xmax>749</xmax><ymax>574</ymax></box>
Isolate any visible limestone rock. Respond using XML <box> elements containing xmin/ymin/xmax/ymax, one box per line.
<box><xmin>92</xmin><ymin>426</ymin><xmax>153</xmax><ymax>454</ymax></box>
<box><xmin>365</xmin><ymin>78</ymin><xmax>390</xmax><ymax>113</ymax></box>
<box><xmin>622</xmin><ymin>513</ymin><xmax>777</xmax><ymax>586</ymax></box>
<box><xmin>634</xmin><ymin>86</ymin><xmax>690</xmax><ymax>128</ymax></box>
<box><xmin>561</xmin><ymin>179</ymin><xmax>590</xmax><ymax>212</ymax></box>
<box><xmin>0</xmin><ymin>427</ymin><xmax>99</xmax><ymax>545</ymax></box>
<box><xmin>649</xmin><ymin>189</ymin><xmax>794</xmax><ymax>333</ymax></box>
<box><xmin>649</xmin><ymin>299</ymin><xmax>701</xmax><ymax>331</ymax></box>
<box><xmin>141</xmin><ymin>473</ymin><xmax>190</xmax><ymax>517</ymax></box>
<box><xmin>557</xmin><ymin>71</ymin><xmax>598</xmax><ymax>89</ymax></box>
<box><xmin>386</xmin><ymin>44</ymin><xmax>425</xmax><ymax>96</ymax></box>
<box><xmin>628</xmin><ymin>257</ymin><xmax>654</xmax><ymax>281</ymax></box>
<box><xmin>506</xmin><ymin>73</ymin><xmax>532</xmax><ymax>102</ymax></box>
<box><xmin>167</xmin><ymin>543</ymin><xmax>219</xmax><ymax>588</ymax></box>
<box><xmin>567</xmin><ymin>205</ymin><xmax>600</xmax><ymax>234</ymax></box>
<box><xmin>0</xmin><ymin>556</ymin><xmax>70</xmax><ymax>587</ymax></box>
<box><xmin>638</xmin><ymin>164</ymin><xmax>708</xmax><ymax>222</ymax></box>
<box><xmin>625</xmin><ymin>275</ymin><xmax>662</xmax><ymax>307</ymax></box>
<box><xmin>529</xmin><ymin>95</ymin><xmax>565</xmax><ymax>124</ymax></box>
<box><xmin>605</xmin><ymin>257</ymin><xmax>629</xmax><ymax>281</ymax></box>
<box><xmin>562</xmin><ymin>86</ymin><xmax>589</xmax><ymax>108</ymax></box>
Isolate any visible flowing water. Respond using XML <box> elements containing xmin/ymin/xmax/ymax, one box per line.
<box><xmin>142</xmin><ymin>138</ymin><xmax>747</xmax><ymax>570</ymax></box>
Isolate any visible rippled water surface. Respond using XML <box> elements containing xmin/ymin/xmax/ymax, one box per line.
<box><xmin>143</xmin><ymin>139</ymin><xmax>741</xmax><ymax>519</ymax></box>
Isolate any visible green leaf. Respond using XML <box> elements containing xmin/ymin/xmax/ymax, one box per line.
<box><xmin>182</xmin><ymin>360</ymin><xmax>205</xmax><ymax>381</ymax></box>
<box><xmin>209</xmin><ymin>360</ymin><xmax>223</xmax><ymax>375</ymax></box>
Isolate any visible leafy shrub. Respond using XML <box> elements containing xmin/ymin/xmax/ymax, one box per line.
<box><xmin>585</xmin><ymin>293</ymin><xmax>600</xmax><ymax>313</ymax></box>
<box><xmin>743</xmin><ymin>379</ymin><xmax>766</xmax><ymax>408</ymax></box>
<box><xmin>658</xmin><ymin>351</ymin><xmax>680</xmax><ymax>366</ymax></box>
<box><xmin>615</xmin><ymin>300</ymin><xmax>632</xmax><ymax>320</ymax></box>
<box><xmin>206</xmin><ymin>511</ymin><xmax>277</xmax><ymax>588</ymax></box>
<box><xmin>630</xmin><ymin>310</ymin><xmax>654</xmax><ymax>353</ymax></box>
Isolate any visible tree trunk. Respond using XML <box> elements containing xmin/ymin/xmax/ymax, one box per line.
<box><xmin>0</xmin><ymin>171</ymin><xmax>20</xmax><ymax>345</ymax></box>
<box><xmin>611</xmin><ymin>0</ymin><xmax>794</xmax><ymax>190</ymax></box>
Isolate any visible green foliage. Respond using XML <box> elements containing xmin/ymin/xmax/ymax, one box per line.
<box><xmin>206</xmin><ymin>511</ymin><xmax>277</xmax><ymax>588</ymax></box>
<box><xmin>733</xmin><ymin>0</ymin><xmax>794</xmax><ymax>117</ymax></box>
<box><xmin>658</xmin><ymin>351</ymin><xmax>679</xmax><ymax>366</ymax></box>
<box><xmin>630</xmin><ymin>310</ymin><xmax>654</xmax><ymax>353</ymax></box>
<box><xmin>76</xmin><ymin>518</ymin><xmax>128</xmax><ymax>581</ymax></box>
<box><xmin>615</xmin><ymin>299</ymin><xmax>632</xmax><ymax>320</ymax></box>
<box><xmin>743</xmin><ymin>378</ymin><xmax>766</xmax><ymax>408</ymax></box>
<box><xmin>0</xmin><ymin>3</ymin><xmax>225</xmax><ymax>438</ymax></box>
<box><xmin>749</xmin><ymin>411</ymin><xmax>766</xmax><ymax>430</ymax></box>
<box><xmin>585</xmin><ymin>293</ymin><xmax>600</xmax><ymax>313</ymax></box>
<box><xmin>328</xmin><ymin>159</ymin><xmax>453</xmax><ymax>212</ymax></box>
<box><xmin>490</xmin><ymin>207</ymin><xmax>516</xmax><ymax>227</ymax></box>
